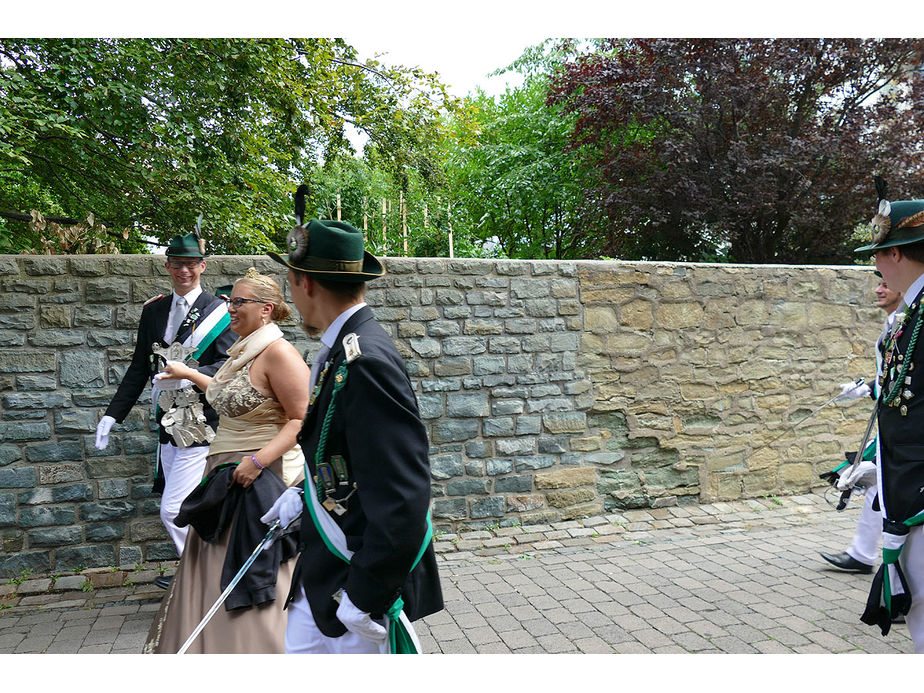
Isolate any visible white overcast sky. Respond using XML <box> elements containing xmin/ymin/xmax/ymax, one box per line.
<box><xmin>10</xmin><ymin>1</ymin><xmax>924</xmax><ymax>101</ymax></box>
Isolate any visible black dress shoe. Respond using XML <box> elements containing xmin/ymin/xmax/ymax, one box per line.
<box><xmin>154</xmin><ymin>575</ymin><xmax>173</xmax><ymax>590</ymax></box>
<box><xmin>820</xmin><ymin>552</ymin><xmax>873</xmax><ymax>574</ymax></box>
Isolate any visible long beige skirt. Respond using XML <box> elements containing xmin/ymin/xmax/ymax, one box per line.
<box><xmin>143</xmin><ymin>450</ymin><xmax>295</xmax><ymax>654</ymax></box>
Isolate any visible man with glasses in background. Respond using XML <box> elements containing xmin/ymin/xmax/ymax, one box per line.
<box><xmin>95</xmin><ymin>232</ymin><xmax>234</xmax><ymax>586</ymax></box>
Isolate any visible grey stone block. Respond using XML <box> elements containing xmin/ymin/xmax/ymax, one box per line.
<box><xmin>55</xmin><ymin>546</ymin><xmax>115</xmax><ymax>571</ymax></box>
<box><xmin>485</xmin><ymin>459</ymin><xmax>514</xmax><ymax>475</ymax></box>
<box><xmin>85</xmin><ymin>278</ymin><xmax>130</xmax><ymax>303</ymax></box>
<box><xmin>0</xmin><ymin>494</ymin><xmax>14</xmax><ymax>525</ymax></box>
<box><xmin>446</xmin><ymin>392</ymin><xmax>490</xmax><ymax>418</ymax></box>
<box><xmin>145</xmin><ymin>542</ymin><xmax>179</xmax><ymax>561</ymax></box>
<box><xmin>0</xmin><ymin>551</ymin><xmax>50</xmax><ymax>578</ymax></box>
<box><xmin>0</xmin><ymin>467</ymin><xmax>37</xmax><ymax>489</ymax></box>
<box><xmin>431</xmin><ymin>419</ymin><xmax>479</xmax><ymax>444</ymax></box>
<box><xmin>85</xmin><ymin>523</ymin><xmax>125</xmax><ymax>542</ymax></box>
<box><xmin>482</xmin><ymin>417</ymin><xmax>515</xmax><ymax>437</ymax></box>
<box><xmin>443</xmin><ymin>336</ymin><xmax>486</xmax><ymax>356</ymax></box>
<box><xmin>494</xmin><ymin>475</ymin><xmax>533</xmax><ymax>493</ymax></box>
<box><xmin>98</xmin><ymin>479</ymin><xmax>130</xmax><ymax>499</ymax></box>
<box><xmin>447</xmin><ymin>478</ymin><xmax>490</xmax><ymax>496</ymax></box>
<box><xmin>470</xmin><ymin>496</ymin><xmax>505</xmax><ymax>519</ymax></box>
<box><xmin>18</xmin><ymin>506</ymin><xmax>75</xmax><ymax>527</ymax></box>
<box><xmin>74</xmin><ymin>305</ymin><xmax>114</xmax><ymax>327</ymax></box>
<box><xmin>25</xmin><ymin>441</ymin><xmax>83</xmax><ymax>463</ymax></box>
<box><xmin>54</xmin><ymin>409</ymin><xmax>97</xmax><ymax>434</ymax></box>
<box><xmin>15</xmin><ymin>375</ymin><xmax>57</xmax><ymax>391</ymax></box>
<box><xmin>0</xmin><ymin>446</ymin><xmax>22</xmax><ymax>467</ymax></box>
<box><xmin>409</xmin><ymin>338</ymin><xmax>441</xmax><ymax>358</ymax></box>
<box><xmin>27</xmin><ymin>526</ymin><xmax>83</xmax><ymax>547</ymax></box>
<box><xmin>79</xmin><ymin>502</ymin><xmax>135</xmax><ymax>522</ymax></box>
<box><xmin>430</xmin><ymin>454</ymin><xmax>465</xmax><ymax>480</ymax></box>
<box><xmin>28</xmin><ymin>330</ymin><xmax>85</xmax><ymax>347</ymax></box>
<box><xmin>464</xmin><ymin>441</ymin><xmax>491</xmax><ymax>458</ymax></box>
<box><xmin>59</xmin><ymin>350</ymin><xmax>105</xmax><ymax>388</ymax></box>
<box><xmin>432</xmin><ymin>498</ymin><xmax>467</xmax><ymax>520</ymax></box>
<box><xmin>416</xmin><ymin>394</ymin><xmax>444</xmax><ymax>420</ymax></box>
<box><xmin>18</xmin><ymin>484</ymin><xmax>93</xmax><ymax>505</ymax></box>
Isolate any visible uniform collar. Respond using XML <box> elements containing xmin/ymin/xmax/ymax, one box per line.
<box><xmin>319</xmin><ymin>302</ymin><xmax>367</xmax><ymax>352</ymax></box>
<box><xmin>172</xmin><ymin>286</ymin><xmax>202</xmax><ymax>307</ymax></box>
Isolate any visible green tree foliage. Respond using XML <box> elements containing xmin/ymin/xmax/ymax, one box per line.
<box><xmin>549</xmin><ymin>38</ymin><xmax>924</xmax><ymax>263</ymax></box>
<box><xmin>441</xmin><ymin>41</ymin><xmax>606</xmax><ymax>259</ymax></box>
<box><xmin>0</xmin><ymin>38</ymin><xmax>453</xmax><ymax>254</ymax></box>
<box><xmin>309</xmin><ymin>153</ymin><xmax>476</xmax><ymax>259</ymax></box>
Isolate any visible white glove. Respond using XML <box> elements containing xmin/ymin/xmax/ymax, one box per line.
<box><xmin>839</xmin><ymin>381</ymin><xmax>871</xmax><ymax>399</ymax></box>
<box><xmin>259</xmin><ymin>487</ymin><xmax>304</xmax><ymax>549</ymax></box>
<box><xmin>95</xmin><ymin>415</ymin><xmax>116</xmax><ymax>450</ymax></box>
<box><xmin>836</xmin><ymin>460</ymin><xmax>877</xmax><ymax>491</ymax></box>
<box><xmin>336</xmin><ymin>590</ymin><xmax>387</xmax><ymax>644</ymax></box>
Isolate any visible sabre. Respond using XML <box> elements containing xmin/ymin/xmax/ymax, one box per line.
<box><xmin>753</xmin><ymin>378</ymin><xmax>864</xmax><ymax>454</ymax></box>
<box><xmin>834</xmin><ymin>400</ymin><xmax>880</xmax><ymax>512</ymax></box>
<box><xmin>177</xmin><ymin>513</ymin><xmax>300</xmax><ymax>654</ymax></box>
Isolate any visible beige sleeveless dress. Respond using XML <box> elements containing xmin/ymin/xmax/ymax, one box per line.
<box><xmin>144</xmin><ymin>329</ymin><xmax>304</xmax><ymax>654</ymax></box>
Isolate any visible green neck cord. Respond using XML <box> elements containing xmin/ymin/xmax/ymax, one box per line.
<box><xmin>883</xmin><ymin>309</ymin><xmax>923</xmax><ymax>406</ymax></box>
<box><xmin>306</xmin><ymin>361</ymin><xmax>350</xmax><ymax>502</ymax></box>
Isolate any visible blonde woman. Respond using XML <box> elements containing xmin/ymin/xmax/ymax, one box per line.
<box><xmin>144</xmin><ymin>268</ymin><xmax>310</xmax><ymax>653</ymax></box>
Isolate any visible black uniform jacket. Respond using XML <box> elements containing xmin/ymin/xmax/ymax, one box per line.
<box><xmin>878</xmin><ymin>289</ymin><xmax>924</xmax><ymax>523</ymax></box>
<box><xmin>174</xmin><ymin>463</ymin><xmax>298</xmax><ymax>611</ymax></box>
<box><xmin>286</xmin><ymin>306</ymin><xmax>443</xmax><ymax>637</ymax></box>
<box><xmin>105</xmin><ymin>290</ymin><xmax>234</xmax><ymax>447</ymax></box>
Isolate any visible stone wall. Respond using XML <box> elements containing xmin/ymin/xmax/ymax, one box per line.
<box><xmin>0</xmin><ymin>254</ymin><xmax>879</xmax><ymax>576</ymax></box>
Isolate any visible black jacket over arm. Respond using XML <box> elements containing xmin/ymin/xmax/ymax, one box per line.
<box><xmin>287</xmin><ymin>306</ymin><xmax>443</xmax><ymax>637</ymax></box>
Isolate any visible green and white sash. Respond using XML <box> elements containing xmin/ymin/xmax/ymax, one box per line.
<box><xmin>302</xmin><ymin>470</ymin><xmax>431</xmax><ymax>654</ymax></box>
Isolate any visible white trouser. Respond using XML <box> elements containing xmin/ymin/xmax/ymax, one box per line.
<box><xmin>158</xmin><ymin>442</ymin><xmax>210</xmax><ymax>555</ymax></box>
<box><xmin>902</xmin><ymin>524</ymin><xmax>924</xmax><ymax>653</ymax></box>
<box><xmin>847</xmin><ymin>485</ymin><xmax>881</xmax><ymax>566</ymax></box>
<box><xmin>285</xmin><ymin>586</ymin><xmax>384</xmax><ymax>654</ymax></box>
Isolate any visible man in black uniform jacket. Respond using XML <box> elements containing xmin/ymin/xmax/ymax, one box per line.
<box><xmin>95</xmin><ymin>232</ymin><xmax>234</xmax><ymax>561</ymax></box>
<box><xmin>262</xmin><ymin>215</ymin><xmax>443</xmax><ymax>654</ymax></box>
<box><xmin>855</xmin><ymin>178</ymin><xmax>924</xmax><ymax>650</ymax></box>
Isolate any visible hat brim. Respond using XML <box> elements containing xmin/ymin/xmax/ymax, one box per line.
<box><xmin>267</xmin><ymin>250</ymin><xmax>385</xmax><ymax>282</ymax></box>
<box><xmin>165</xmin><ymin>251</ymin><xmax>208</xmax><ymax>258</ymax></box>
<box><xmin>854</xmin><ymin>228</ymin><xmax>924</xmax><ymax>255</ymax></box>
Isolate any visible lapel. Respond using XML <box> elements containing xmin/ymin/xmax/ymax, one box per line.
<box><xmin>146</xmin><ymin>294</ymin><xmax>173</xmax><ymax>346</ymax></box>
<box><xmin>174</xmin><ymin>291</ymin><xmax>215</xmax><ymax>345</ymax></box>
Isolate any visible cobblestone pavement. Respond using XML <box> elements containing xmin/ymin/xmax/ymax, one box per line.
<box><xmin>0</xmin><ymin>492</ymin><xmax>913</xmax><ymax>654</ymax></box>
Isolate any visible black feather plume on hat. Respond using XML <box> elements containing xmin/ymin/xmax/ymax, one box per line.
<box><xmin>294</xmin><ymin>185</ymin><xmax>309</xmax><ymax>226</ymax></box>
<box><xmin>875</xmin><ymin>176</ymin><xmax>889</xmax><ymax>202</ymax></box>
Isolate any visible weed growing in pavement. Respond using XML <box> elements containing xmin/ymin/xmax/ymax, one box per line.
<box><xmin>81</xmin><ymin>579</ymin><xmax>94</xmax><ymax>593</ymax></box>
<box><xmin>7</xmin><ymin>568</ymin><xmax>34</xmax><ymax>586</ymax></box>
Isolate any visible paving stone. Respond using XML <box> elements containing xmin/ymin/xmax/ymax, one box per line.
<box><xmin>0</xmin><ymin>492</ymin><xmax>916</xmax><ymax>654</ymax></box>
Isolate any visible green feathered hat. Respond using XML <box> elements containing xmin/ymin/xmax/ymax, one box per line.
<box><xmin>267</xmin><ymin>185</ymin><xmax>384</xmax><ymax>283</ymax></box>
<box><xmin>854</xmin><ymin>177</ymin><xmax>924</xmax><ymax>255</ymax></box>
<box><xmin>165</xmin><ymin>232</ymin><xmax>208</xmax><ymax>258</ymax></box>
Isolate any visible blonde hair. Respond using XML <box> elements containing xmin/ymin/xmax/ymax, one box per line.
<box><xmin>234</xmin><ymin>268</ymin><xmax>291</xmax><ymax>322</ymax></box>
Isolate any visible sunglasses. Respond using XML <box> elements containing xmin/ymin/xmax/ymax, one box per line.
<box><xmin>225</xmin><ymin>297</ymin><xmax>267</xmax><ymax>308</ymax></box>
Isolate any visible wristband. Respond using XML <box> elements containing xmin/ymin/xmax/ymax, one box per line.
<box><xmin>251</xmin><ymin>454</ymin><xmax>265</xmax><ymax>470</ymax></box>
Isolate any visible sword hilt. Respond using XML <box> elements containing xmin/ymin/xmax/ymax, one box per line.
<box><xmin>836</xmin><ymin>488</ymin><xmax>851</xmax><ymax>512</ymax></box>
